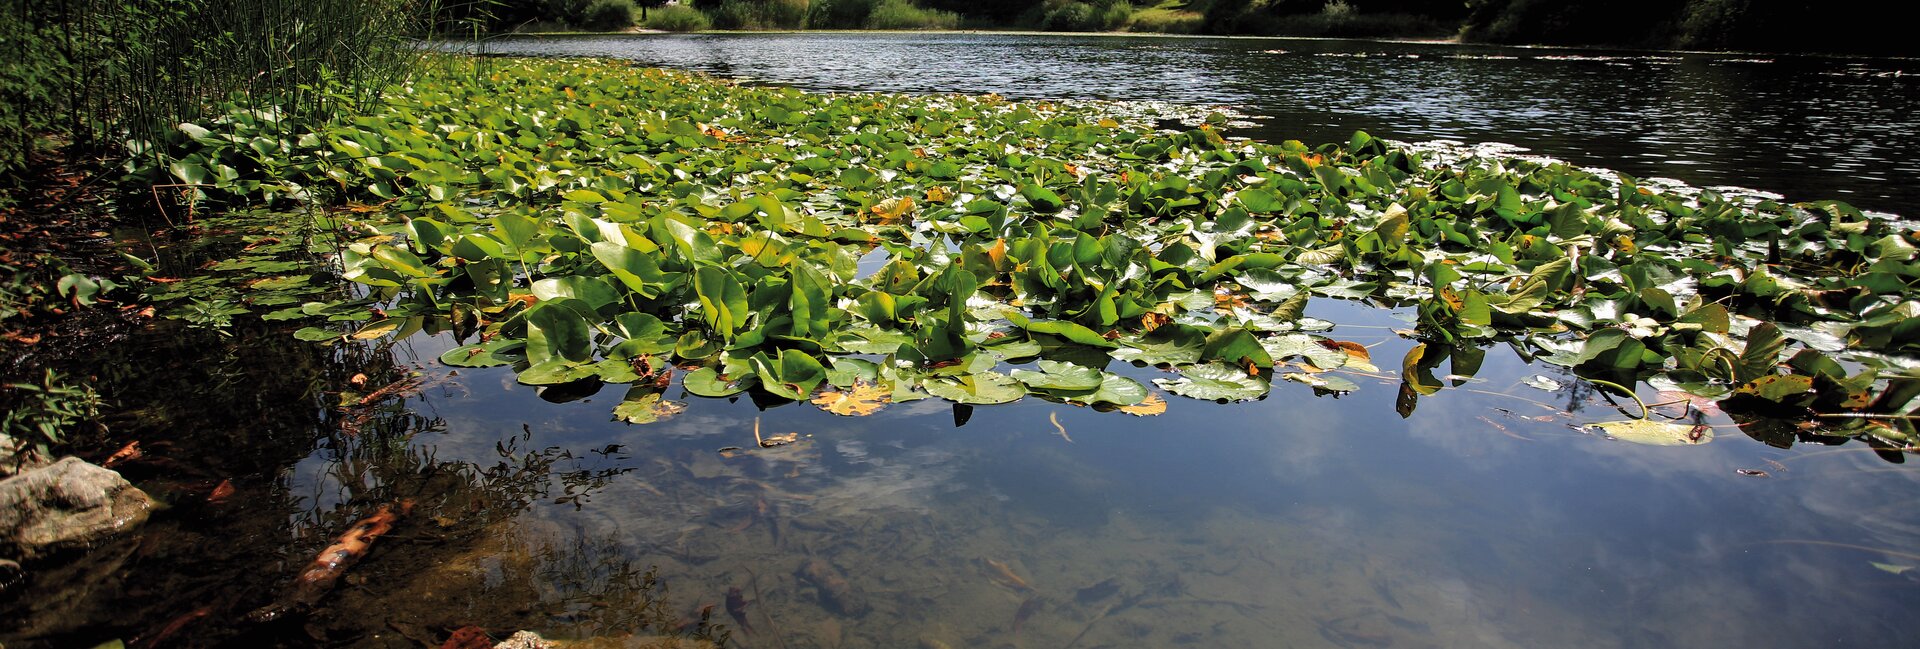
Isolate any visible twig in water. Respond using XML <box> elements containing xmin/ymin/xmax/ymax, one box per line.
<box><xmin>745</xmin><ymin>567</ymin><xmax>789</xmax><ymax>649</ymax></box>
<box><xmin>1478</xmin><ymin>415</ymin><xmax>1532</xmax><ymax>442</ymax></box>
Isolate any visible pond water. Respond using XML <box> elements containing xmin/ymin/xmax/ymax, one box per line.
<box><xmin>466</xmin><ymin>32</ymin><xmax>1920</xmax><ymax>214</ymax></box>
<box><xmin>8</xmin><ymin>34</ymin><xmax>1920</xmax><ymax>649</ymax></box>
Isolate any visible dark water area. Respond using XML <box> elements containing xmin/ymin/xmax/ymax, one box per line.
<box><xmin>466</xmin><ymin>32</ymin><xmax>1920</xmax><ymax>215</ymax></box>
<box><xmin>8</xmin><ymin>34</ymin><xmax>1920</xmax><ymax>649</ymax></box>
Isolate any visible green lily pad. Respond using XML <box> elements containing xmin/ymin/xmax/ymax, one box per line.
<box><xmin>1050</xmin><ymin>372</ymin><xmax>1148</xmax><ymax>406</ymax></box>
<box><xmin>613</xmin><ymin>390</ymin><xmax>686</xmax><ymax>424</ymax></box>
<box><xmin>293</xmin><ymin>326</ymin><xmax>342</xmax><ymax>342</ymax></box>
<box><xmin>517</xmin><ymin>360</ymin><xmax>598</xmax><ymax>385</ymax></box>
<box><xmin>1011</xmin><ymin>360</ymin><xmax>1105</xmax><ymax>391</ymax></box>
<box><xmin>439</xmin><ymin>339</ymin><xmax>524</xmax><ymax>368</ymax></box>
<box><xmin>923</xmin><ymin>371</ymin><xmax>1027</xmax><ymax>405</ymax></box>
<box><xmin>1155</xmin><ymin>363</ymin><xmax>1270</xmax><ymax>402</ymax></box>
<box><xmin>683</xmin><ymin>366</ymin><xmax>755</xmax><ymax>397</ymax></box>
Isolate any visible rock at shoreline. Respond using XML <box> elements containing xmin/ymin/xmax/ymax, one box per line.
<box><xmin>0</xmin><ymin>456</ymin><xmax>154</xmax><ymax>559</ymax></box>
<box><xmin>492</xmin><ymin>630</ymin><xmax>719</xmax><ymax>649</ymax></box>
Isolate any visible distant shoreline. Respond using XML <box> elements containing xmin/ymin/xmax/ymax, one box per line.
<box><xmin>456</xmin><ymin>29</ymin><xmax>1915</xmax><ymax>61</ymax></box>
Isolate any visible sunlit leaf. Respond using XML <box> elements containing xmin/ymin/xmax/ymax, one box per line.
<box><xmin>1155</xmin><ymin>363</ymin><xmax>1269</xmax><ymax>402</ymax></box>
<box><xmin>614</xmin><ymin>390</ymin><xmax>686</xmax><ymax>424</ymax></box>
<box><xmin>811</xmin><ymin>380</ymin><xmax>892</xmax><ymax>416</ymax></box>
<box><xmin>1593</xmin><ymin>419</ymin><xmax>1712</xmax><ymax>446</ymax></box>
<box><xmin>1117</xmin><ymin>392</ymin><xmax>1168</xmax><ymax>416</ymax></box>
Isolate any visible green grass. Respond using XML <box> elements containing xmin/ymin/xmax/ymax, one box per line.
<box><xmin>1126</xmin><ymin>1</ymin><xmax>1204</xmax><ymax>34</ymax></box>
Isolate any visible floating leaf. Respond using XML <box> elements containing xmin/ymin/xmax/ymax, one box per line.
<box><xmin>1011</xmin><ymin>360</ymin><xmax>1104</xmax><ymax>391</ymax></box>
<box><xmin>1871</xmin><ymin>562</ymin><xmax>1914</xmax><ymax>576</ymax></box>
<box><xmin>811</xmin><ymin>380</ymin><xmax>891</xmax><ymax>416</ymax></box>
<box><xmin>1593</xmin><ymin>419</ymin><xmax>1712</xmax><ymax>446</ymax></box>
<box><xmin>1155</xmin><ymin>363</ymin><xmax>1270</xmax><ymax>402</ymax></box>
<box><xmin>293</xmin><ymin>327</ymin><xmax>342</xmax><ymax>342</ymax></box>
<box><xmin>1734</xmin><ymin>374</ymin><xmax>1815</xmax><ymax>402</ymax></box>
<box><xmin>439</xmin><ymin>339</ymin><xmax>523</xmax><ymax>368</ymax></box>
<box><xmin>517</xmin><ymin>360</ymin><xmax>598</xmax><ymax>385</ymax></box>
<box><xmin>614</xmin><ymin>391</ymin><xmax>686</xmax><ymax>424</ymax></box>
<box><xmin>1522</xmin><ymin>375</ymin><xmax>1563</xmax><ymax>392</ymax></box>
<box><xmin>1283</xmin><ymin>372</ymin><xmax>1359</xmax><ymax>393</ymax></box>
<box><xmin>1050</xmin><ymin>372</ymin><xmax>1148</xmax><ymax>406</ymax></box>
<box><xmin>1117</xmin><ymin>392</ymin><xmax>1168</xmax><ymax>416</ymax></box>
<box><xmin>923</xmin><ymin>371</ymin><xmax>1026</xmax><ymax>405</ymax></box>
<box><xmin>351</xmin><ymin>318</ymin><xmax>402</xmax><ymax>340</ymax></box>
<box><xmin>683</xmin><ymin>367</ymin><xmax>754</xmax><ymax>397</ymax></box>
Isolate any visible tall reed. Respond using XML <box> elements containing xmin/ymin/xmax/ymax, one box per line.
<box><xmin>2</xmin><ymin>0</ymin><xmax>450</xmax><ymax>197</ymax></box>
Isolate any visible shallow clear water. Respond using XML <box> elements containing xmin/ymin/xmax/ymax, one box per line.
<box><xmin>244</xmin><ymin>299</ymin><xmax>1920</xmax><ymax>648</ymax></box>
<box><xmin>8</xmin><ymin>34</ymin><xmax>1920</xmax><ymax>649</ymax></box>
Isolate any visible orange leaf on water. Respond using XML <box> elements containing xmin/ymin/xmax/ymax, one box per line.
<box><xmin>1118</xmin><ymin>393</ymin><xmax>1168</xmax><ymax>416</ymax></box>
<box><xmin>811</xmin><ymin>381</ymin><xmax>891</xmax><ymax>416</ymax></box>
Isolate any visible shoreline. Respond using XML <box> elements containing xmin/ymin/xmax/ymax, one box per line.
<box><xmin>463</xmin><ymin>28</ymin><xmax>1917</xmax><ymax>61</ymax></box>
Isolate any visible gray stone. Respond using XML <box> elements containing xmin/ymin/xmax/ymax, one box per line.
<box><xmin>493</xmin><ymin>631</ymin><xmax>556</xmax><ymax>649</ymax></box>
<box><xmin>491</xmin><ymin>631</ymin><xmax>719</xmax><ymax>649</ymax></box>
<box><xmin>0</xmin><ymin>457</ymin><xmax>153</xmax><ymax>558</ymax></box>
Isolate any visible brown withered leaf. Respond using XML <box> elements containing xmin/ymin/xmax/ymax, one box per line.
<box><xmin>1330</xmin><ymin>340</ymin><xmax>1370</xmax><ymax>362</ymax></box>
<box><xmin>925</xmin><ymin>186</ymin><xmax>953</xmax><ymax>203</ymax></box>
<box><xmin>811</xmin><ymin>380</ymin><xmax>891</xmax><ymax>416</ymax></box>
<box><xmin>1214</xmin><ymin>289</ymin><xmax>1252</xmax><ymax>310</ymax></box>
<box><xmin>986</xmin><ymin>238</ymin><xmax>1009</xmax><ymax>268</ymax></box>
<box><xmin>1117</xmin><ymin>393</ymin><xmax>1167</xmax><ymax>416</ymax></box>
<box><xmin>208</xmin><ymin>479</ymin><xmax>236</xmax><ymax>503</ymax></box>
<box><xmin>1140</xmin><ymin>312</ymin><xmax>1171</xmax><ymax>333</ymax></box>
<box><xmin>868</xmin><ymin>197</ymin><xmax>915</xmax><ymax>224</ymax></box>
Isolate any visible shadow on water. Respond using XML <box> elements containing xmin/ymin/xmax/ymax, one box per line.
<box><xmin>0</xmin><ymin>316</ymin><xmax>732</xmax><ymax>647</ymax></box>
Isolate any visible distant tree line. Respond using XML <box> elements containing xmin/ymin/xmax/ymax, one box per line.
<box><xmin>1461</xmin><ymin>0</ymin><xmax>1909</xmax><ymax>56</ymax></box>
<box><xmin>456</xmin><ymin>0</ymin><xmax>1914</xmax><ymax>56</ymax></box>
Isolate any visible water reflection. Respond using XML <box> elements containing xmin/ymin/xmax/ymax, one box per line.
<box><xmin>460</xmin><ymin>33</ymin><xmax>1920</xmax><ymax>214</ymax></box>
<box><xmin>10</xmin><ymin>297</ymin><xmax>1918</xmax><ymax>647</ymax></box>
<box><xmin>330</xmin><ymin>300</ymin><xmax>1919</xmax><ymax>648</ymax></box>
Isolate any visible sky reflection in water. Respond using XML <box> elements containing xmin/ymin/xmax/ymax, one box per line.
<box><xmin>271</xmin><ymin>297</ymin><xmax>1920</xmax><ymax>648</ymax></box>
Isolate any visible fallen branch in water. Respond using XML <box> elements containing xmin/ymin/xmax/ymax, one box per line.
<box><xmin>248</xmin><ymin>499</ymin><xmax>414</xmax><ymax>623</ymax></box>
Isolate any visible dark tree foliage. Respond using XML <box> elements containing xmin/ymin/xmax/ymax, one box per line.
<box><xmin>1462</xmin><ymin>0</ymin><xmax>1912</xmax><ymax>56</ymax></box>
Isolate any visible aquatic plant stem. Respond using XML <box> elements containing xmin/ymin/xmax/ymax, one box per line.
<box><xmin>1464</xmin><ymin>388</ymin><xmax>1560</xmax><ymax>412</ymax></box>
<box><xmin>1584</xmin><ymin>378</ymin><xmax>1649</xmax><ymax>420</ymax></box>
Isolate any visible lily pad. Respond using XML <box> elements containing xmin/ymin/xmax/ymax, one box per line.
<box><xmin>1011</xmin><ymin>360</ymin><xmax>1105</xmax><ymax>391</ymax></box>
<box><xmin>613</xmin><ymin>391</ymin><xmax>686</xmax><ymax>424</ymax></box>
<box><xmin>923</xmin><ymin>371</ymin><xmax>1027</xmax><ymax>405</ymax></box>
<box><xmin>683</xmin><ymin>366</ymin><xmax>755</xmax><ymax>398</ymax></box>
<box><xmin>1155</xmin><ymin>363</ymin><xmax>1270</xmax><ymax>402</ymax></box>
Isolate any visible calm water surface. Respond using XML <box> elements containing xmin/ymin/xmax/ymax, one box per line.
<box><xmin>469</xmin><ymin>32</ymin><xmax>1920</xmax><ymax>214</ymax></box>
<box><xmin>8</xmin><ymin>33</ymin><xmax>1920</xmax><ymax>649</ymax></box>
